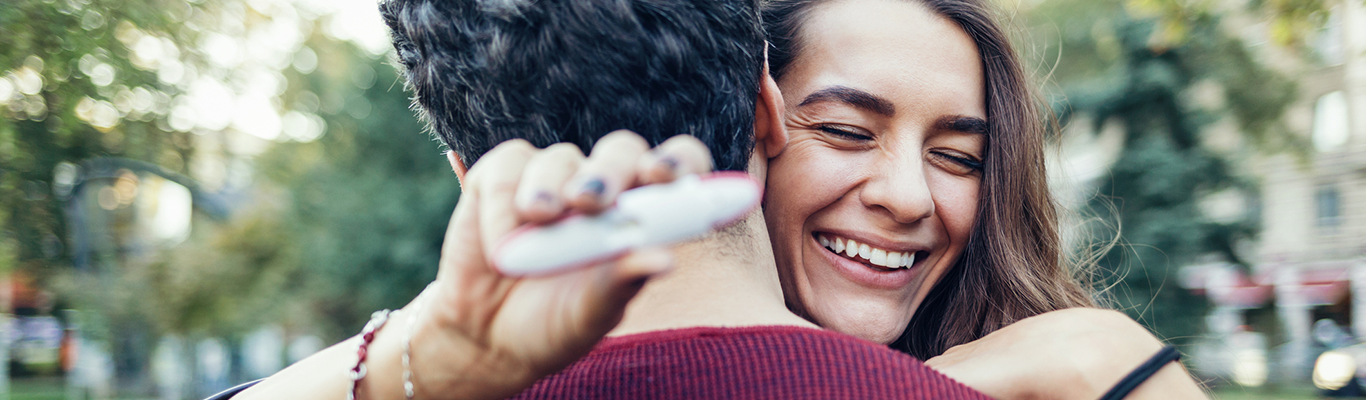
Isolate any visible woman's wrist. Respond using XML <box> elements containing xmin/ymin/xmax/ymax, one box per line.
<box><xmin>352</xmin><ymin>307</ymin><xmax>413</xmax><ymax>400</ymax></box>
<box><xmin>354</xmin><ymin>287</ymin><xmax>539</xmax><ymax>400</ymax></box>
<box><xmin>404</xmin><ymin>290</ymin><xmax>541</xmax><ymax>400</ymax></box>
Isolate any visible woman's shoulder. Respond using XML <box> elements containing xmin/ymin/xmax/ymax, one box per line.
<box><xmin>1009</xmin><ymin>308</ymin><xmax>1162</xmax><ymax>348</ymax></box>
<box><xmin>925</xmin><ymin>308</ymin><xmax>1202</xmax><ymax>400</ymax></box>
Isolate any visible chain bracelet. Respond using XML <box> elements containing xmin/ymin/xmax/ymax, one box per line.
<box><xmin>402</xmin><ymin>283</ymin><xmax>435</xmax><ymax>399</ymax></box>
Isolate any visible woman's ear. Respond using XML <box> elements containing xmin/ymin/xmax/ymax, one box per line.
<box><xmin>754</xmin><ymin>60</ymin><xmax>788</xmax><ymax>159</ymax></box>
<box><xmin>447</xmin><ymin>150</ymin><xmax>469</xmax><ymax>181</ymax></box>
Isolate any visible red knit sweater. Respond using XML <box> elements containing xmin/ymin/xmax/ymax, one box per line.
<box><xmin>509</xmin><ymin>326</ymin><xmax>993</xmax><ymax>399</ymax></box>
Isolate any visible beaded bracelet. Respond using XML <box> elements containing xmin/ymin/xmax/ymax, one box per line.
<box><xmin>402</xmin><ymin>283</ymin><xmax>435</xmax><ymax>399</ymax></box>
<box><xmin>348</xmin><ymin>309</ymin><xmax>394</xmax><ymax>400</ymax></box>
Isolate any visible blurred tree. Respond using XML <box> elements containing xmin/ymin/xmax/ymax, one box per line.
<box><xmin>254</xmin><ymin>39</ymin><xmax>455</xmax><ymax>340</ymax></box>
<box><xmin>0</xmin><ymin>0</ymin><xmax>209</xmax><ymax>278</ymax></box>
<box><xmin>1025</xmin><ymin>0</ymin><xmax>1306</xmax><ymax>348</ymax></box>
<box><xmin>0</xmin><ymin>0</ymin><xmax>431</xmax><ymax>394</ymax></box>
<box><xmin>1135</xmin><ymin>0</ymin><xmax>1359</xmax><ymax>55</ymax></box>
<box><xmin>1</xmin><ymin>0</ymin><xmax>221</xmax><ymax>390</ymax></box>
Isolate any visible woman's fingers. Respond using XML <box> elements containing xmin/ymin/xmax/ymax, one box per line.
<box><xmin>515</xmin><ymin>143</ymin><xmax>586</xmax><ymax>223</ymax></box>
<box><xmin>637</xmin><ymin>134</ymin><xmax>715</xmax><ymax>185</ymax></box>
<box><xmin>455</xmin><ymin>140</ymin><xmax>539</xmax><ymax>274</ymax></box>
<box><xmin>431</xmin><ymin>139</ymin><xmax>537</xmax><ymax>338</ymax></box>
<box><xmin>564</xmin><ymin>130</ymin><xmax>651</xmax><ymax>213</ymax></box>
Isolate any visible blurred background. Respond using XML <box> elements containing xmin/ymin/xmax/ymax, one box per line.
<box><xmin>0</xmin><ymin>0</ymin><xmax>1360</xmax><ymax>398</ymax></box>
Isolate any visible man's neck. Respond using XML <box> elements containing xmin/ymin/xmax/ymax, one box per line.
<box><xmin>608</xmin><ymin>211</ymin><xmax>818</xmax><ymax>337</ymax></box>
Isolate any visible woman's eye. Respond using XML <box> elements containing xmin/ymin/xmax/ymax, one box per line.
<box><xmin>815</xmin><ymin>125</ymin><xmax>873</xmax><ymax>141</ymax></box>
<box><xmin>932</xmin><ymin>151</ymin><xmax>984</xmax><ymax>174</ymax></box>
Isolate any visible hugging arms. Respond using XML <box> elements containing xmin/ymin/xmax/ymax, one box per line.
<box><xmin>233</xmin><ymin>0</ymin><xmax>1208</xmax><ymax>398</ymax></box>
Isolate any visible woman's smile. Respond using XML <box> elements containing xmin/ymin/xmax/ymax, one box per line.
<box><xmin>810</xmin><ymin>230</ymin><xmax>926</xmax><ymax>289</ymax></box>
<box><xmin>814</xmin><ymin>232</ymin><xmax>923</xmax><ymax>270</ymax></box>
<box><xmin>763</xmin><ymin>0</ymin><xmax>986</xmax><ymax>344</ymax></box>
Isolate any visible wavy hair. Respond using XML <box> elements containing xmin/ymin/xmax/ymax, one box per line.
<box><xmin>763</xmin><ymin>0</ymin><xmax>1097</xmax><ymax>359</ymax></box>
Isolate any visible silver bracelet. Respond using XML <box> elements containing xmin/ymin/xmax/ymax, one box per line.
<box><xmin>402</xmin><ymin>283</ymin><xmax>435</xmax><ymax>399</ymax></box>
<box><xmin>349</xmin><ymin>309</ymin><xmax>394</xmax><ymax>400</ymax></box>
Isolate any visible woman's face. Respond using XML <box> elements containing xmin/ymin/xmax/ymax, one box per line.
<box><xmin>764</xmin><ymin>0</ymin><xmax>986</xmax><ymax>344</ymax></box>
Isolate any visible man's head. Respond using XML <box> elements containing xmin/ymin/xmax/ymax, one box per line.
<box><xmin>380</xmin><ymin>0</ymin><xmax>767</xmax><ymax>172</ymax></box>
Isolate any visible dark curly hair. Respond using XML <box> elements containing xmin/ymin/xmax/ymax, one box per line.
<box><xmin>379</xmin><ymin>0</ymin><xmax>764</xmax><ymax>171</ymax></box>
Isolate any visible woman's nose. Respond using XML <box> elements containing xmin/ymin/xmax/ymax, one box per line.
<box><xmin>860</xmin><ymin>156</ymin><xmax>935</xmax><ymax>224</ymax></box>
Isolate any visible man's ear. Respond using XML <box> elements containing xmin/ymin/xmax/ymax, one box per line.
<box><xmin>754</xmin><ymin>60</ymin><xmax>788</xmax><ymax>159</ymax></box>
<box><xmin>446</xmin><ymin>150</ymin><xmax>469</xmax><ymax>181</ymax></box>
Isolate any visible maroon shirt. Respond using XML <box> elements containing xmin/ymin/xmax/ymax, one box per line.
<box><xmin>509</xmin><ymin>326</ymin><xmax>993</xmax><ymax>399</ymax></box>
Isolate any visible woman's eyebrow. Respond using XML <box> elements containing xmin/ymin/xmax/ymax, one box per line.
<box><xmin>798</xmin><ymin>86</ymin><xmax>895</xmax><ymax>117</ymax></box>
<box><xmin>937</xmin><ymin>115</ymin><xmax>988</xmax><ymax>135</ymax></box>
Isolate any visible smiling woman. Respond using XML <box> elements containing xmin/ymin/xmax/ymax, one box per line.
<box><xmin>762</xmin><ymin>0</ymin><xmax>1095</xmax><ymax>359</ymax></box>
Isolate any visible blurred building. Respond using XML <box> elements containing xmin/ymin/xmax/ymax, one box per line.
<box><xmin>1180</xmin><ymin>0</ymin><xmax>1366</xmax><ymax>388</ymax></box>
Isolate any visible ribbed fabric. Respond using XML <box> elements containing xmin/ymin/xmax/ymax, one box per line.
<box><xmin>509</xmin><ymin>326</ymin><xmax>993</xmax><ymax>400</ymax></box>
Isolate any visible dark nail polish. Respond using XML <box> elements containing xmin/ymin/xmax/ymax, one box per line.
<box><xmin>580</xmin><ymin>178</ymin><xmax>606</xmax><ymax>198</ymax></box>
<box><xmin>659</xmin><ymin>156</ymin><xmax>679</xmax><ymax>173</ymax></box>
<box><xmin>532</xmin><ymin>191</ymin><xmax>555</xmax><ymax>207</ymax></box>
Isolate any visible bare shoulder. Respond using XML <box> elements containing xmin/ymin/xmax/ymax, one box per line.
<box><xmin>1014</xmin><ymin>308</ymin><xmax>1147</xmax><ymax>331</ymax></box>
<box><xmin>1009</xmin><ymin>308</ymin><xmax>1163</xmax><ymax>352</ymax></box>
<box><xmin>993</xmin><ymin>308</ymin><xmax>1166</xmax><ymax>383</ymax></box>
<box><xmin>927</xmin><ymin>308</ymin><xmax>1206</xmax><ymax>400</ymax></box>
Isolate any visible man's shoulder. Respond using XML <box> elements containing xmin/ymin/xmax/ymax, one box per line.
<box><xmin>510</xmin><ymin>326</ymin><xmax>992</xmax><ymax>400</ymax></box>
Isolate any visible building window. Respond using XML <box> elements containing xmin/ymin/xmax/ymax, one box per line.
<box><xmin>1316</xmin><ymin>185</ymin><xmax>1341</xmax><ymax>233</ymax></box>
<box><xmin>1313</xmin><ymin>91</ymin><xmax>1349</xmax><ymax>153</ymax></box>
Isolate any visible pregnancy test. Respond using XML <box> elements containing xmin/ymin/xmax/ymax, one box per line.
<box><xmin>493</xmin><ymin>172</ymin><xmax>762</xmax><ymax>276</ymax></box>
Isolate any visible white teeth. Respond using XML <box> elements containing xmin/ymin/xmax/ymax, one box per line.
<box><xmin>819</xmin><ymin>233</ymin><xmax>916</xmax><ymax>269</ymax></box>
<box><xmin>870</xmin><ymin>249</ymin><xmax>887</xmax><ymax>266</ymax></box>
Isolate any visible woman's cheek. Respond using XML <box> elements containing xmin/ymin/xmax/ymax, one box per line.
<box><xmin>929</xmin><ymin>172</ymin><xmax>981</xmax><ymax>245</ymax></box>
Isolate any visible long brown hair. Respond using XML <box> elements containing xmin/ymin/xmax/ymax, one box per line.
<box><xmin>763</xmin><ymin>0</ymin><xmax>1097</xmax><ymax>359</ymax></box>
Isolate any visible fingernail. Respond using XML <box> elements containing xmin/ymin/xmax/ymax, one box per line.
<box><xmin>659</xmin><ymin>156</ymin><xmax>679</xmax><ymax>173</ymax></box>
<box><xmin>579</xmin><ymin>178</ymin><xmax>606</xmax><ymax>200</ymax></box>
<box><xmin>530</xmin><ymin>191</ymin><xmax>556</xmax><ymax>209</ymax></box>
<box><xmin>518</xmin><ymin>190</ymin><xmax>551</xmax><ymax>209</ymax></box>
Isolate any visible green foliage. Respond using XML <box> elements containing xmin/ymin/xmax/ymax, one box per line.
<box><xmin>1026</xmin><ymin>0</ymin><xmax>1301</xmax><ymax>346</ymax></box>
<box><xmin>3</xmin><ymin>0</ymin><xmax>451</xmax><ymax>354</ymax></box>
<box><xmin>0</xmin><ymin>0</ymin><xmax>206</xmax><ymax>278</ymax></box>
<box><xmin>1249</xmin><ymin>0</ymin><xmax>1335</xmax><ymax>48</ymax></box>
<box><xmin>260</xmin><ymin>45</ymin><xmax>456</xmax><ymax>338</ymax></box>
<box><xmin>2</xmin><ymin>0</ymin><xmax>228</xmax><ymax>386</ymax></box>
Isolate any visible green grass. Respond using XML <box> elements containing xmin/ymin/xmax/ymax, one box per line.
<box><xmin>1211</xmin><ymin>385</ymin><xmax>1326</xmax><ymax>400</ymax></box>
<box><xmin>10</xmin><ymin>377</ymin><xmax>66</xmax><ymax>400</ymax></box>
<box><xmin>7</xmin><ymin>377</ymin><xmax>157</xmax><ymax>400</ymax></box>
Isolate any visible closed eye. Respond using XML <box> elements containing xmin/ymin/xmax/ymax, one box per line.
<box><xmin>815</xmin><ymin>124</ymin><xmax>873</xmax><ymax>141</ymax></box>
<box><xmin>933</xmin><ymin>151</ymin><xmax>983</xmax><ymax>172</ymax></box>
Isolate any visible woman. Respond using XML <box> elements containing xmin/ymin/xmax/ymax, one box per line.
<box><xmin>758</xmin><ymin>0</ymin><xmax>1205</xmax><ymax>398</ymax></box>
<box><xmin>760</xmin><ymin>0</ymin><xmax>1094</xmax><ymax>359</ymax></box>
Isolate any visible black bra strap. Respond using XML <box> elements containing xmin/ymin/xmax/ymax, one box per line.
<box><xmin>1097</xmin><ymin>346</ymin><xmax>1182</xmax><ymax>400</ymax></box>
<box><xmin>203</xmin><ymin>379</ymin><xmax>262</xmax><ymax>400</ymax></box>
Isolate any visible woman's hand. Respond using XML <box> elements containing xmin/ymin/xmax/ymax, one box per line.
<box><xmin>924</xmin><ymin>308</ymin><xmax>1208</xmax><ymax>400</ymax></box>
<box><xmin>237</xmin><ymin>131</ymin><xmax>714</xmax><ymax>400</ymax></box>
<box><xmin>406</xmin><ymin>131</ymin><xmax>714</xmax><ymax>399</ymax></box>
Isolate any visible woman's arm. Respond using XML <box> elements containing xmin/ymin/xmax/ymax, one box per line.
<box><xmin>236</xmin><ymin>132</ymin><xmax>713</xmax><ymax>400</ymax></box>
<box><xmin>925</xmin><ymin>308</ymin><xmax>1208</xmax><ymax>400</ymax></box>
